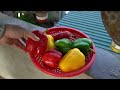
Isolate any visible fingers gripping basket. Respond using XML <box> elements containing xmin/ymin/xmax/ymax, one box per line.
<box><xmin>28</xmin><ymin>26</ymin><xmax>96</xmax><ymax>77</ymax></box>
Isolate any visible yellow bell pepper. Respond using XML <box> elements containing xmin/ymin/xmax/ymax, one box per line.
<box><xmin>46</xmin><ymin>35</ymin><xmax>56</xmax><ymax>50</ymax></box>
<box><xmin>59</xmin><ymin>48</ymin><xmax>85</xmax><ymax>72</ymax></box>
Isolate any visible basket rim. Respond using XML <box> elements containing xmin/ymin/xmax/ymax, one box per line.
<box><xmin>29</xmin><ymin>26</ymin><xmax>96</xmax><ymax>77</ymax></box>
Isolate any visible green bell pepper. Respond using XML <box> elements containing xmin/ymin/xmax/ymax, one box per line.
<box><xmin>72</xmin><ymin>38</ymin><xmax>94</xmax><ymax>56</ymax></box>
<box><xmin>55</xmin><ymin>38</ymin><xmax>72</xmax><ymax>48</ymax></box>
<box><xmin>57</xmin><ymin>47</ymin><xmax>70</xmax><ymax>54</ymax></box>
<box><xmin>72</xmin><ymin>42</ymin><xmax>90</xmax><ymax>55</ymax></box>
<box><xmin>55</xmin><ymin>38</ymin><xmax>72</xmax><ymax>54</ymax></box>
<box><xmin>73</xmin><ymin>38</ymin><xmax>93</xmax><ymax>47</ymax></box>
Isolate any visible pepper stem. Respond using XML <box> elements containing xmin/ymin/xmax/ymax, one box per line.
<box><xmin>44</xmin><ymin>29</ymin><xmax>48</xmax><ymax>33</ymax></box>
<box><xmin>90</xmin><ymin>48</ymin><xmax>95</xmax><ymax>54</ymax></box>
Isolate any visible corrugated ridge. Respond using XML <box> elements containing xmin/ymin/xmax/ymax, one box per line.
<box><xmin>56</xmin><ymin>11</ymin><xmax>112</xmax><ymax>52</ymax></box>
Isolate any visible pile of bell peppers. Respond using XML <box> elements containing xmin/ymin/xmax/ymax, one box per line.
<box><xmin>26</xmin><ymin>30</ymin><xmax>95</xmax><ymax>72</ymax></box>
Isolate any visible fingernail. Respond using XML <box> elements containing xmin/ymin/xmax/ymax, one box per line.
<box><xmin>35</xmin><ymin>36</ymin><xmax>40</xmax><ymax>41</ymax></box>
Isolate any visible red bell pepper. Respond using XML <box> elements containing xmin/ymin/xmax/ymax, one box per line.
<box><xmin>26</xmin><ymin>30</ymin><xmax>48</xmax><ymax>58</ymax></box>
<box><xmin>51</xmin><ymin>31</ymin><xmax>71</xmax><ymax>40</ymax></box>
<box><xmin>46</xmin><ymin>49</ymin><xmax>62</xmax><ymax>57</ymax></box>
<box><xmin>26</xmin><ymin>38</ymin><xmax>37</xmax><ymax>53</ymax></box>
<box><xmin>42</xmin><ymin>49</ymin><xmax>62</xmax><ymax>68</ymax></box>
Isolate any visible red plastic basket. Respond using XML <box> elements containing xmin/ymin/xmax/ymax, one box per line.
<box><xmin>29</xmin><ymin>26</ymin><xmax>96</xmax><ymax>77</ymax></box>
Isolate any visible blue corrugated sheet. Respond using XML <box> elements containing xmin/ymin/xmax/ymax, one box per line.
<box><xmin>56</xmin><ymin>11</ymin><xmax>112</xmax><ymax>52</ymax></box>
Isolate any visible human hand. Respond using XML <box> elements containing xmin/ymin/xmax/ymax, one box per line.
<box><xmin>0</xmin><ymin>24</ymin><xmax>39</xmax><ymax>52</ymax></box>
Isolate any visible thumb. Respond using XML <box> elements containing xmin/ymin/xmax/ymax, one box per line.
<box><xmin>25</xmin><ymin>31</ymin><xmax>40</xmax><ymax>41</ymax></box>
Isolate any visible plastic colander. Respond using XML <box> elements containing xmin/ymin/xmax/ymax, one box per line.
<box><xmin>29</xmin><ymin>26</ymin><xmax>96</xmax><ymax>77</ymax></box>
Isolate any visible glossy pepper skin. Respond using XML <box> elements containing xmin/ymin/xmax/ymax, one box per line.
<box><xmin>59</xmin><ymin>48</ymin><xmax>85</xmax><ymax>72</ymax></box>
<box><xmin>72</xmin><ymin>42</ymin><xmax>91</xmax><ymax>56</ymax></box>
<box><xmin>52</xmin><ymin>31</ymin><xmax>71</xmax><ymax>41</ymax></box>
<box><xmin>26</xmin><ymin>30</ymin><xmax>48</xmax><ymax>57</ymax></box>
<box><xmin>72</xmin><ymin>38</ymin><xmax>94</xmax><ymax>56</ymax></box>
<box><xmin>26</xmin><ymin>37</ymin><xmax>37</xmax><ymax>53</ymax></box>
<box><xmin>55</xmin><ymin>38</ymin><xmax>72</xmax><ymax>48</ymax></box>
<box><xmin>46</xmin><ymin>49</ymin><xmax>62</xmax><ymax>57</ymax></box>
<box><xmin>46</xmin><ymin>35</ymin><xmax>56</xmax><ymax>50</ymax></box>
<box><xmin>55</xmin><ymin>38</ymin><xmax>72</xmax><ymax>54</ymax></box>
<box><xmin>73</xmin><ymin>38</ymin><xmax>93</xmax><ymax>47</ymax></box>
<box><xmin>42</xmin><ymin>49</ymin><xmax>62</xmax><ymax>68</ymax></box>
<box><xmin>26</xmin><ymin>30</ymin><xmax>43</xmax><ymax>53</ymax></box>
<box><xmin>57</xmin><ymin>47</ymin><xmax>70</xmax><ymax>55</ymax></box>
